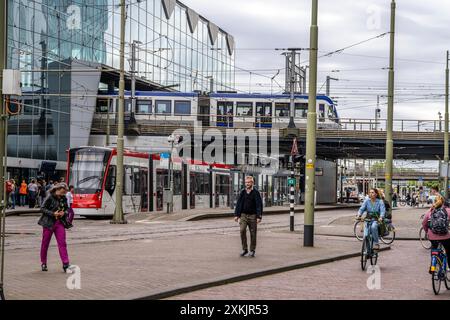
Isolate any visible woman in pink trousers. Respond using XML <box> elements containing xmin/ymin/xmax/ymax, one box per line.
<box><xmin>38</xmin><ymin>183</ymin><xmax>73</xmax><ymax>272</ymax></box>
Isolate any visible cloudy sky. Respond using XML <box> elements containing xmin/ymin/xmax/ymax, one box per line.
<box><xmin>184</xmin><ymin>0</ymin><xmax>450</xmax><ymax>125</ymax></box>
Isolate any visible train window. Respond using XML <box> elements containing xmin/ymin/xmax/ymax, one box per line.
<box><xmin>275</xmin><ymin>103</ymin><xmax>289</xmax><ymax>118</ymax></box>
<box><xmin>105</xmin><ymin>165</ymin><xmax>116</xmax><ymax>196</ymax></box>
<box><xmin>155</xmin><ymin>100</ymin><xmax>172</xmax><ymax>114</ymax></box>
<box><xmin>217</xmin><ymin>102</ymin><xmax>233</xmax><ymax>124</ymax></box>
<box><xmin>295</xmin><ymin>103</ymin><xmax>308</xmax><ymax>118</ymax></box>
<box><xmin>173</xmin><ymin>171</ymin><xmax>182</xmax><ymax>195</ymax></box>
<box><xmin>96</xmin><ymin>99</ymin><xmax>110</xmax><ymax>113</ymax></box>
<box><xmin>156</xmin><ymin>169</ymin><xmax>169</xmax><ymax>190</ymax></box>
<box><xmin>194</xmin><ymin>173</ymin><xmax>210</xmax><ymax>195</ymax></box>
<box><xmin>319</xmin><ymin>104</ymin><xmax>326</xmax><ymax>121</ymax></box>
<box><xmin>133</xmin><ymin>167</ymin><xmax>141</xmax><ymax>195</ymax></box>
<box><xmin>236</xmin><ymin>102</ymin><xmax>253</xmax><ymax>116</ymax></box>
<box><xmin>216</xmin><ymin>175</ymin><xmax>230</xmax><ymax>194</ymax></box>
<box><xmin>137</xmin><ymin>100</ymin><xmax>152</xmax><ymax>114</ymax></box>
<box><xmin>256</xmin><ymin>102</ymin><xmax>272</xmax><ymax>124</ymax></box>
<box><xmin>124</xmin><ymin>166</ymin><xmax>133</xmax><ymax>195</ymax></box>
<box><xmin>327</xmin><ymin>105</ymin><xmax>335</xmax><ymax>119</ymax></box>
<box><xmin>125</xmin><ymin>100</ymin><xmax>132</xmax><ymax>113</ymax></box>
<box><xmin>174</xmin><ymin>101</ymin><xmax>191</xmax><ymax>115</ymax></box>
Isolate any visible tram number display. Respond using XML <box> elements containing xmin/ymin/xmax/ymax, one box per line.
<box><xmin>75</xmin><ymin>153</ymin><xmax>104</xmax><ymax>162</ymax></box>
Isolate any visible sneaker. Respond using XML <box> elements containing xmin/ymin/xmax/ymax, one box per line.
<box><xmin>240</xmin><ymin>250</ymin><xmax>248</xmax><ymax>257</ymax></box>
<box><xmin>41</xmin><ymin>264</ymin><xmax>48</xmax><ymax>272</ymax></box>
<box><xmin>249</xmin><ymin>251</ymin><xmax>256</xmax><ymax>258</ymax></box>
<box><xmin>63</xmin><ymin>264</ymin><xmax>72</xmax><ymax>273</ymax></box>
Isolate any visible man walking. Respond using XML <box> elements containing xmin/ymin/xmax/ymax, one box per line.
<box><xmin>234</xmin><ymin>176</ymin><xmax>263</xmax><ymax>258</ymax></box>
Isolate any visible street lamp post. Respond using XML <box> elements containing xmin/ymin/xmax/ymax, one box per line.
<box><xmin>111</xmin><ymin>0</ymin><xmax>127</xmax><ymax>224</ymax></box>
<box><xmin>304</xmin><ymin>0</ymin><xmax>319</xmax><ymax>247</ymax></box>
<box><xmin>167</xmin><ymin>135</ymin><xmax>175</xmax><ymax>214</ymax></box>
<box><xmin>167</xmin><ymin>134</ymin><xmax>182</xmax><ymax>213</ymax></box>
<box><xmin>384</xmin><ymin>0</ymin><xmax>396</xmax><ymax>217</ymax></box>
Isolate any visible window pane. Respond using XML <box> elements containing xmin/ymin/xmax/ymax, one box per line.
<box><xmin>137</xmin><ymin>100</ymin><xmax>152</xmax><ymax>114</ymax></box>
<box><xmin>236</xmin><ymin>102</ymin><xmax>252</xmax><ymax>116</ymax></box>
<box><xmin>156</xmin><ymin>100</ymin><xmax>172</xmax><ymax>114</ymax></box>
<box><xmin>174</xmin><ymin>101</ymin><xmax>191</xmax><ymax>115</ymax></box>
<box><xmin>295</xmin><ymin>103</ymin><xmax>308</xmax><ymax>118</ymax></box>
<box><xmin>275</xmin><ymin>103</ymin><xmax>289</xmax><ymax>118</ymax></box>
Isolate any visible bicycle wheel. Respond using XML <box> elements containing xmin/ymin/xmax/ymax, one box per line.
<box><xmin>432</xmin><ymin>261</ymin><xmax>443</xmax><ymax>295</ymax></box>
<box><xmin>354</xmin><ymin>220</ymin><xmax>364</xmax><ymax>241</ymax></box>
<box><xmin>361</xmin><ymin>238</ymin><xmax>368</xmax><ymax>271</ymax></box>
<box><xmin>380</xmin><ymin>225</ymin><xmax>396</xmax><ymax>245</ymax></box>
<box><xmin>370</xmin><ymin>237</ymin><xmax>378</xmax><ymax>266</ymax></box>
<box><xmin>420</xmin><ymin>227</ymin><xmax>432</xmax><ymax>250</ymax></box>
<box><xmin>445</xmin><ymin>263</ymin><xmax>450</xmax><ymax>290</ymax></box>
<box><xmin>399</xmin><ymin>200</ymin><xmax>406</xmax><ymax>207</ymax></box>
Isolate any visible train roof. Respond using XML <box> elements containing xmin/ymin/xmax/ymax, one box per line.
<box><xmin>209</xmin><ymin>93</ymin><xmax>335</xmax><ymax>105</ymax></box>
<box><xmin>98</xmin><ymin>91</ymin><xmax>335</xmax><ymax>105</ymax></box>
<box><xmin>100</xmin><ymin>91</ymin><xmax>198</xmax><ymax>98</ymax></box>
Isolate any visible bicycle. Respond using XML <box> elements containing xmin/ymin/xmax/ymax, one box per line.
<box><xmin>429</xmin><ymin>244</ymin><xmax>450</xmax><ymax>295</ymax></box>
<box><xmin>360</xmin><ymin>217</ymin><xmax>380</xmax><ymax>271</ymax></box>
<box><xmin>354</xmin><ymin>218</ymin><xmax>396</xmax><ymax>245</ymax></box>
<box><xmin>419</xmin><ymin>213</ymin><xmax>432</xmax><ymax>250</ymax></box>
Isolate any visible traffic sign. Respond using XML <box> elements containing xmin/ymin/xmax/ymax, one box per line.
<box><xmin>288</xmin><ymin>178</ymin><xmax>296</xmax><ymax>186</ymax></box>
<box><xmin>160</xmin><ymin>153</ymin><xmax>170</xmax><ymax>167</ymax></box>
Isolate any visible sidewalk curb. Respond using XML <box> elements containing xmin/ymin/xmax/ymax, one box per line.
<box><xmin>136</xmin><ymin>246</ymin><xmax>391</xmax><ymax>300</ymax></box>
<box><xmin>5</xmin><ymin>209</ymin><xmax>41</xmax><ymax>217</ymax></box>
<box><xmin>185</xmin><ymin>205</ymin><xmax>360</xmax><ymax>222</ymax></box>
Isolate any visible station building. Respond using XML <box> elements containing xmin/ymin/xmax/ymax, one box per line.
<box><xmin>6</xmin><ymin>0</ymin><xmax>235</xmax><ymax>181</ymax></box>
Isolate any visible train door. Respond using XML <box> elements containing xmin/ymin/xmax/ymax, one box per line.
<box><xmin>190</xmin><ymin>172</ymin><xmax>196</xmax><ymax>209</ymax></box>
<box><xmin>256</xmin><ymin>102</ymin><xmax>272</xmax><ymax>128</ymax></box>
<box><xmin>215</xmin><ymin>174</ymin><xmax>230</xmax><ymax>208</ymax></box>
<box><xmin>156</xmin><ymin>169</ymin><xmax>168</xmax><ymax>211</ymax></box>
<box><xmin>217</xmin><ymin>101</ymin><xmax>234</xmax><ymax>127</ymax></box>
<box><xmin>182</xmin><ymin>163</ymin><xmax>188</xmax><ymax>210</ymax></box>
<box><xmin>140</xmin><ymin>168</ymin><xmax>148</xmax><ymax>212</ymax></box>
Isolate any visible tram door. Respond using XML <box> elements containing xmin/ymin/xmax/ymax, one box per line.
<box><xmin>256</xmin><ymin>102</ymin><xmax>272</xmax><ymax>128</ymax></box>
<box><xmin>190</xmin><ymin>173</ymin><xmax>196</xmax><ymax>209</ymax></box>
<box><xmin>156</xmin><ymin>169</ymin><xmax>168</xmax><ymax>211</ymax></box>
<box><xmin>140</xmin><ymin>168</ymin><xmax>148</xmax><ymax>212</ymax></box>
<box><xmin>215</xmin><ymin>174</ymin><xmax>230</xmax><ymax>208</ymax></box>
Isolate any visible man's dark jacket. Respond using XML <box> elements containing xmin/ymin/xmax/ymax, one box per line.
<box><xmin>38</xmin><ymin>194</ymin><xmax>71</xmax><ymax>229</ymax></box>
<box><xmin>234</xmin><ymin>188</ymin><xmax>263</xmax><ymax>219</ymax></box>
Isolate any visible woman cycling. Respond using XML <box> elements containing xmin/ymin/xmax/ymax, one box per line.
<box><xmin>422</xmin><ymin>194</ymin><xmax>450</xmax><ymax>271</ymax></box>
<box><xmin>356</xmin><ymin>188</ymin><xmax>386</xmax><ymax>251</ymax></box>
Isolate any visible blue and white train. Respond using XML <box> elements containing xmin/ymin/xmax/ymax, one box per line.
<box><xmin>95</xmin><ymin>91</ymin><xmax>340</xmax><ymax>129</ymax></box>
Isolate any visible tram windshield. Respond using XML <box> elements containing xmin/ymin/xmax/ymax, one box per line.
<box><xmin>69</xmin><ymin>149</ymin><xmax>111</xmax><ymax>194</ymax></box>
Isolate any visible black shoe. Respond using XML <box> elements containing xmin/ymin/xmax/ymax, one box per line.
<box><xmin>249</xmin><ymin>251</ymin><xmax>256</xmax><ymax>258</ymax></box>
<box><xmin>240</xmin><ymin>250</ymin><xmax>248</xmax><ymax>257</ymax></box>
<box><xmin>41</xmin><ymin>264</ymin><xmax>48</xmax><ymax>272</ymax></box>
<box><xmin>63</xmin><ymin>264</ymin><xmax>71</xmax><ymax>273</ymax></box>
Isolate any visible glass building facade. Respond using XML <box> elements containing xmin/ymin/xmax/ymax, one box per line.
<box><xmin>6</xmin><ymin>0</ymin><xmax>235</xmax><ymax>169</ymax></box>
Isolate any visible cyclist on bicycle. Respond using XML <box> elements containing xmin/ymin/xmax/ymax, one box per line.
<box><xmin>356</xmin><ymin>188</ymin><xmax>386</xmax><ymax>251</ymax></box>
<box><xmin>422</xmin><ymin>195</ymin><xmax>450</xmax><ymax>269</ymax></box>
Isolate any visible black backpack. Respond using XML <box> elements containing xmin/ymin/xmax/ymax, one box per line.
<box><xmin>430</xmin><ymin>207</ymin><xmax>449</xmax><ymax>235</ymax></box>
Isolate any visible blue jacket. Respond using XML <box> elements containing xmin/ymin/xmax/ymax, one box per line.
<box><xmin>358</xmin><ymin>198</ymin><xmax>385</xmax><ymax>219</ymax></box>
<box><xmin>234</xmin><ymin>188</ymin><xmax>263</xmax><ymax>219</ymax></box>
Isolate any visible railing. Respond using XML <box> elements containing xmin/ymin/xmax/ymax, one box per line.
<box><xmin>351</xmin><ymin>167</ymin><xmax>439</xmax><ymax>177</ymax></box>
<box><xmin>338</xmin><ymin>118</ymin><xmax>445</xmax><ymax>133</ymax></box>
<box><xmin>92</xmin><ymin>112</ymin><xmax>446</xmax><ymax>134</ymax></box>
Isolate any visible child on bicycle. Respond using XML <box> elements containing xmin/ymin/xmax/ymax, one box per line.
<box><xmin>422</xmin><ymin>195</ymin><xmax>450</xmax><ymax>268</ymax></box>
<box><xmin>356</xmin><ymin>188</ymin><xmax>386</xmax><ymax>251</ymax></box>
